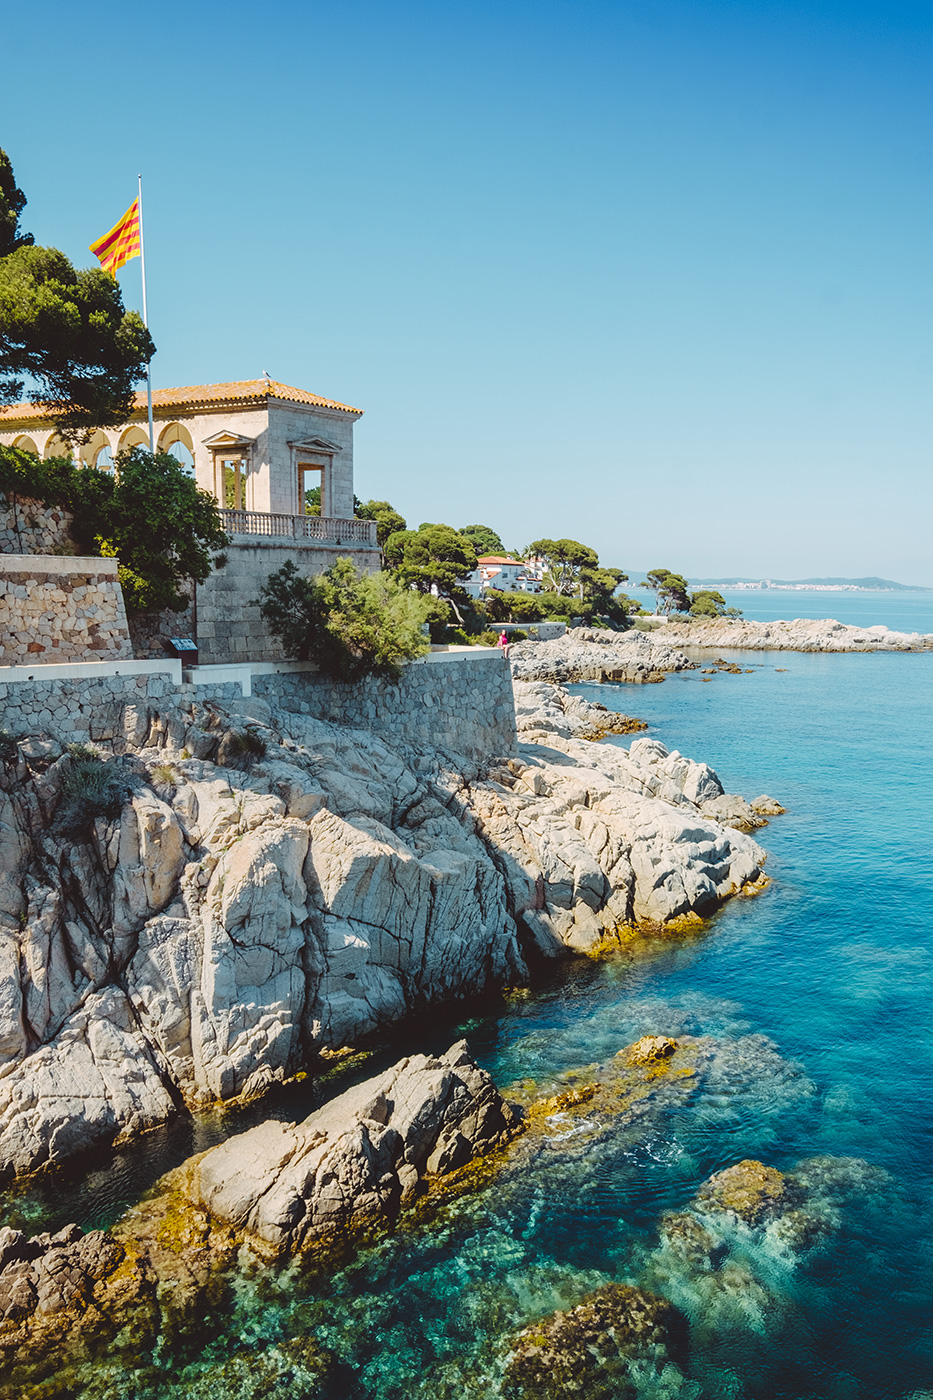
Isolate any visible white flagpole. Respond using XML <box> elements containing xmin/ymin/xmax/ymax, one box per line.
<box><xmin>137</xmin><ymin>173</ymin><xmax>155</xmax><ymax>450</ymax></box>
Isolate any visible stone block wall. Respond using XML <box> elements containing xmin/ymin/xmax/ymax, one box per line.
<box><xmin>0</xmin><ymin>556</ymin><xmax>133</xmax><ymax>664</ymax></box>
<box><xmin>0</xmin><ymin>495</ymin><xmax>77</xmax><ymax>555</ymax></box>
<box><xmin>254</xmin><ymin>654</ymin><xmax>517</xmax><ymax>757</ymax></box>
<box><xmin>0</xmin><ymin>656</ymin><xmax>517</xmax><ymax>760</ymax></box>
<box><xmin>195</xmin><ymin>536</ymin><xmax>380</xmax><ymax>665</ymax></box>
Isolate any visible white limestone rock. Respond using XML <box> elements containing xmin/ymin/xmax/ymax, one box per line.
<box><xmin>189</xmin><ymin>1040</ymin><xmax>519</xmax><ymax>1251</ymax></box>
<box><xmin>0</xmin><ymin>987</ymin><xmax>175</xmax><ymax>1177</ymax></box>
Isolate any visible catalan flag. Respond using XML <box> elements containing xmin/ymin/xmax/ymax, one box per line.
<box><xmin>89</xmin><ymin>198</ymin><xmax>141</xmax><ymax>277</ymax></box>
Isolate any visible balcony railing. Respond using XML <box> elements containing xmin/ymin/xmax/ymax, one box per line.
<box><xmin>220</xmin><ymin>510</ymin><xmax>378</xmax><ymax>547</ymax></box>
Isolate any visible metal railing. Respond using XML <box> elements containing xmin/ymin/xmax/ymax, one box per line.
<box><xmin>220</xmin><ymin>510</ymin><xmax>378</xmax><ymax>546</ymax></box>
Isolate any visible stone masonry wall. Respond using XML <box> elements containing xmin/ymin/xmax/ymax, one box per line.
<box><xmin>195</xmin><ymin>536</ymin><xmax>380</xmax><ymax>665</ymax></box>
<box><xmin>0</xmin><ymin>556</ymin><xmax>133</xmax><ymax>664</ymax></box>
<box><xmin>0</xmin><ymin>495</ymin><xmax>77</xmax><ymax>555</ymax></box>
<box><xmin>254</xmin><ymin>654</ymin><xmax>517</xmax><ymax>757</ymax></box>
<box><xmin>0</xmin><ymin>656</ymin><xmax>517</xmax><ymax>759</ymax></box>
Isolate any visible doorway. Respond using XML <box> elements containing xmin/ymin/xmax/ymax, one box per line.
<box><xmin>217</xmin><ymin>457</ymin><xmax>248</xmax><ymax>510</ymax></box>
<box><xmin>298</xmin><ymin>462</ymin><xmax>325</xmax><ymax>515</ymax></box>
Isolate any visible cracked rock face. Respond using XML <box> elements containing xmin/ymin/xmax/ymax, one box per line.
<box><xmin>0</xmin><ymin>683</ymin><xmax>766</xmax><ymax>1176</ymax></box>
<box><xmin>190</xmin><ymin>1039</ymin><xmax>520</xmax><ymax>1251</ymax></box>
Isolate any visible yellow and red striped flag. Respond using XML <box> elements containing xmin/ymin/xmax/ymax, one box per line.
<box><xmin>89</xmin><ymin>198</ymin><xmax>141</xmax><ymax>277</ymax></box>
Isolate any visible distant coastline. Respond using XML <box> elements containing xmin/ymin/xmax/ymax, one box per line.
<box><xmin>684</xmin><ymin>576</ymin><xmax>932</xmax><ymax>592</ymax></box>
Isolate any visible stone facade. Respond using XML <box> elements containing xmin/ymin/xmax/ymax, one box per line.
<box><xmin>0</xmin><ymin>556</ymin><xmax>133</xmax><ymax>665</ymax></box>
<box><xmin>0</xmin><ymin>379</ymin><xmax>363</xmax><ymax>521</ymax></box>
<box><xmin>195</xmin><ymin>539</ymin><xmax>382</xmax><ymax>666</ymax></box>
<box><xmin>0</xmin><ymin>654</ymin><xmax>517</xmax><ymax>758</ymax></box>
<box><xmin>0</xmin><ymin>495</ymin><xmax>76</xmax><ymax>556</ymax></box>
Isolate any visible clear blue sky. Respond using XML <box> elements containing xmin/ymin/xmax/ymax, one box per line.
<box><xmin>3</xmin><ymin>0</ymin><xmax>931</xmax><ymax>583</ymax></box>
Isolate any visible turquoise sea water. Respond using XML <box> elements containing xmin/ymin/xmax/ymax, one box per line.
<box><xmin>9</xmin><ymin>649</ymin><xmax>933</xmax><ymax>1398</ymax></box>
<box><xmin>713</xmin><ymin>588</ymin><xmax>933</xmax><ymax>632</ymax></box>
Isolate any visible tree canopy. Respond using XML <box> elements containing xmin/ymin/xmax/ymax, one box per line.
<box><xmin>256</xmin><ymin>558</ymin><xmax>431</xmax><ymax>681</ymax></box>
<box><xmin>639</xmin><ymin>571</ymin><xmax>742</xmax><ymax>619</ymax></box>
<box><xmin>643</xmin><ymin>568</ymin><xmax>692</xmax><ymax>614</ymax></box>
<box><xmin>0</xmin><ymin>442</ymin><xmax>228</xmax><ymax>613</ymax></box>
<box><xmin>526</xmin><ymin>538</ymin><xmax>599</xmax><ymax>595</ymax></box>
<box><xmin>460</xmin><ymin>523</ymin><xmax>504</xmax><ymax>556</ymax></box>
<box><xmin>384</xmin><ymin>523</ymin><xmax>477</xmax><ymax>620</ymax></box>
<box><xmin>0</xmin><ymin>147</ymin><xmax>153</xmax><ymax>439</ymax></box>
<box><xmin>357</xmin><ymin>499</ymin><xmax>407</xmax><ymax>551</ymax></box>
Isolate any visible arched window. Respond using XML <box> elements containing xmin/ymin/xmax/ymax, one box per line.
<box><xmin>12</xmin><ymin>435</ymin><xmax>38</xmax><ymax>456</ymax></box>
<box><xmin>43</xmin><ymin>433</ymin><xmax>73</xmax><ymax>460</ymax></box>
<box><xmin>118</xmin><ymin>425</ymin><xmax>150</xmax><ymax>454</ymax></box>
<box><xmin>158</xmin><ymin>422</ymin><xmax>195</xmax><ymax>476</ymax></box>
<box><xmin>79</xmin><ymin>430</ymin><xmax>115</xmax><ymax>472</ymax></box>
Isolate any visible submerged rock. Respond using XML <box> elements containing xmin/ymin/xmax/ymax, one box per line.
<box><xmin>623</xmin><ymin>1035</ymin><xmax>678</xmax><ymax>1066</ymax></box>
<box><xmin>503</xmin><ymin>1281</ymin><xmax>682</xmax><ymax>1399</ymax></box>
<box><xmin>695</xmin><ymin>1158</ymin><xmax>794</xmax><ymax>1224</ymax></box>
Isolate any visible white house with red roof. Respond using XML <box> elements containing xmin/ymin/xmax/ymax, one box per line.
<box><xmin>466</xmin><ymin>555</ymin><xmax>543</xmax><ymax>597</ymax></box>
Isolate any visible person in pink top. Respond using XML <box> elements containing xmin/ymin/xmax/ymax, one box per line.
<box><xmin>497</xmin><ymin>630</ymin><xmax>510</xmax><ymax>659</ymax></box>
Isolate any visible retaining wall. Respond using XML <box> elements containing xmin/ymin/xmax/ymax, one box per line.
<box><xmin>195</xmin><ymin>536</ymin><xmax>381</xmax><ymax>665</ymax></box>
<box><xmin>0</xmin><ymin>495</ymin><xmax>76</xmax><ymax>556</ymax></box>
<box><xmin>0</xmin><ymin>555</ymin><xmax>133</xmax><ymax>665</ymax></box>
<box><xmin>0</xmin><ymin>651</ymin><xmax>517</xmax><ymax>758</ymax></box>
<box><xmin>253</xmin><ymin>652</ymin><xmax>516</xmax><ymax>756</ymax></box>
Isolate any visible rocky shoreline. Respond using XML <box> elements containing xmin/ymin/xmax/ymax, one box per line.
<box><xmin>0</xmin><ymin>1034</ymin><xmax>880</xmax><ymax>1397</ymax></box>
<box><xmin>655</xmin><ymin>615</ymin><xmax>933</xmax><ymax>652</ymax></box>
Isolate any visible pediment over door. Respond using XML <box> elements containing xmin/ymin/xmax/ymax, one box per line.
<box><xmin>202</xmin><ymin>431</ymin><xmax>256</xmax><ymax>449</ymax></box>
<box><xmin>288</xmin><ymin>437</ymin><xmax>341</xmax><ymax>454</ymax></box>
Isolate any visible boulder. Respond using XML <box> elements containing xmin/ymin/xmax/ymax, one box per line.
<box><xmin>190</xmin><ymin>1040</ymin><xmax>520</xmax><ymax>1252</ymax></box>
<box><xmin>695</xmin><ymin>1159</ymin><xmax>792</xmax><ymax>1224</ymax></box>
<box><xmin>750</xmin><ymin>794</ymin><xmax>786</xmax><ymax>815</ymax></box>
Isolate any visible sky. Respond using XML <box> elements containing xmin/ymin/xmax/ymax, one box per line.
<box><xmin>2</xmin><ymin>0</ymin><xmax>931</xmax><ymax>584</ymax></box>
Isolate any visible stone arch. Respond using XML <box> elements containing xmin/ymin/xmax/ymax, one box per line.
<box><xmin>118</xmin><ymin>425</ymin><xmax>149</xmax><ymax>453</ymax></box>
<box><xmin>158</xmin><ymin>421</ymin><xmax>195</xmax><ymax>473</ymax></box>
<box><xmin>12</xmin><ymin>435</ymin><xmax>38</xmax><ymax>455</ymax></box>
<box><xmin>79</xmin><ymin>429</ymin><xmax>115</xmax><ymax>471</ymax></box>
<box><xmin>43</xmin><ymin>433</ymin><xmax>72</xmax><ymax>460</ymax></box>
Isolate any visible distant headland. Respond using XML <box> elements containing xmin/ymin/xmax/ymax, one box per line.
<box><xmin>683</xmin><ymin>575</ymin><xmax>932</xmax><ymax>592</ymax></box>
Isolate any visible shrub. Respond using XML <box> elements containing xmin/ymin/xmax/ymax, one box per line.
<box><xmin>149</xmin><ymin>762</ymin><xmax>178</xmax><ymax>796</ymax></box>
<box><xmin>477</xmin><ymin>630</ymin><xmax>501</xmax><ymax>647</ymax></box>
<box><xmin>59</xmin><ymin>752</ymin><xmax>135</xmax><ymax>832</ymax></box>
<box><xmin>0</xmin><ymin>728</ymin><xmax>17</xmax><ymax>764</ymax></box>
<box><xmin>256</xmin><ymin>558</ymin><xmax>432</xmax><ymax>682</ymax></box>
<box><xmin>224</xmin><ymin>730</ymin><xmax>268</xmax><ymax>768</ymax></box>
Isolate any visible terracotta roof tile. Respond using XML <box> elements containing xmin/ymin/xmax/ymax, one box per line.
<box><xmin>0</xmin><ymin>378</ymin><xmax>362</xmax><ymax>424</ymax></box>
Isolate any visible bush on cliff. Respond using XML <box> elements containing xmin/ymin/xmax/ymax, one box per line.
<box><xmin>256</xmin><ymin>558</ymin><xmax>432</xmax><ymax>682</ymax></box>
<box><xmin>0</xmin><ymin>441</ymin><xmax>229</xmax><ymax>612</ymax></box>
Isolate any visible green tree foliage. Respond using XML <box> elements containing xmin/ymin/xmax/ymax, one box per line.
<box><xmin>99</xmin><ymin>448</ymin><xmax>229</xmax><ymax>612</ymax></box>
<box><xmin>0</xmin><ymin>149</ymin><xmax>32</xmax><ymax>257</ymax></box>
<box><xmin>460</xmin><ymin>523</ymin><xmax>504</xmax><ymax>556</ymax></box>
<box><xmin>0</xmin><ymin>148</ymin><xmax>154</xmax><ymax>439</ymax></box>
<box><xmin>643</xmin><ymin>568</ymin><xmax>692</xmax><ymax>614</ymax></box>
<box><xmin>357</xmin><ymin>499</ymin><xmax>407</xmax><ymax>551</ymax></box>
<box><xmin>689</xmin><ymin>589</ymin><xmax>728</xmax><ymax>617</ymax></box>
<box><xmin>526</xmin><ymin>538</ymin><xmax>599</xmax><ymax>595</ymax></box>
<box><xmin>484</xmin><ymin>590</ymin><xmax>546</xmax><ymax>623</ymax></box>
<box><xmin>256</xmin><ymin>558</ymin><xmax>432</xmax><ymax>681</ymax></box>
<box><xmin>384</xmin><ymin>523</ymin><xmax>477</xmax><ymax>621</ymax></box>
<box><xmin>0</xmin><ymin>442</ymin><xmax>228</xmax><ymax>613</ymax></box>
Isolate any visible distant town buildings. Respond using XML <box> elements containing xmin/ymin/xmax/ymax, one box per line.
<box><xmin>465</xmin><ymin>555</ymin><xmax>544</xmax><ymax>598</ymax></box>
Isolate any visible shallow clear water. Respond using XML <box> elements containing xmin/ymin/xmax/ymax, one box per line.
<box><xmin>11</xmin><ymin>651</ymin><xmax>933</xmax><ymax>1398</ymax></box>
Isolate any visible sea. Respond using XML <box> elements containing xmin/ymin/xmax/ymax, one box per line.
<box><xmin>710</xmin><ymin>588</ymin><xmax>933</xmax><ymax>634</ymax></box>
<box><xmin>6</xmin><ymin>607</ymin><xmax>933</xmax><ymax>1398</ymax></box>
